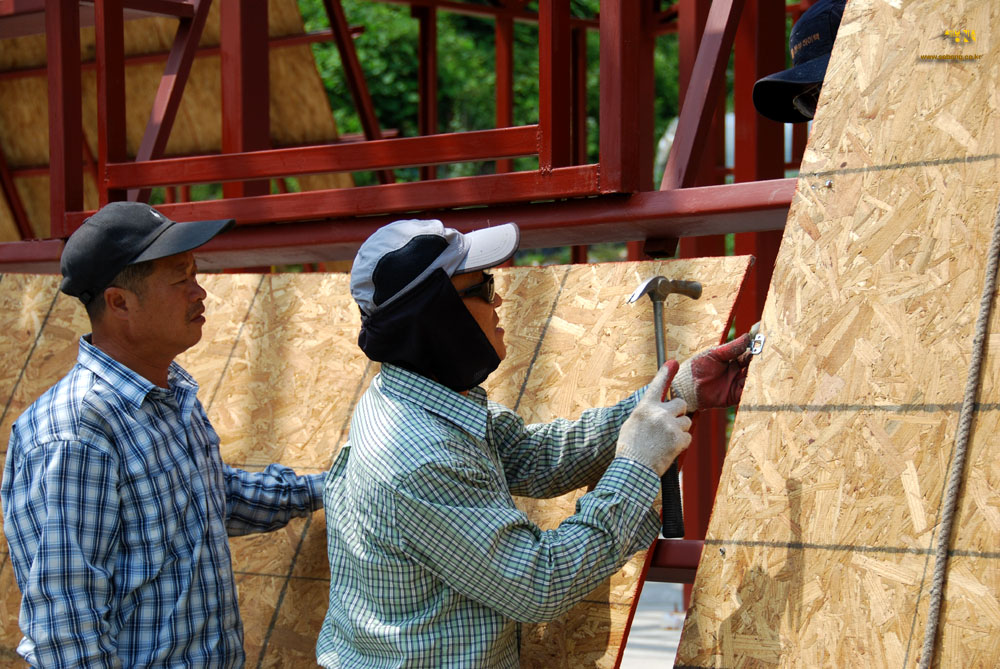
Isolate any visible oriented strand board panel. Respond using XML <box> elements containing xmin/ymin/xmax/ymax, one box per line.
<box><xmin>0</xmin><ymin>257</ymin><xmax>751</xmax><ymax>666</ymax></box>
<box><xmin>678</xmin><ymin>1</ymin><xmax>1000</xmax><ymax>667</ymax></box>
<box><xmin>0</xmin><ymin>0</ymin><xmax>352</xmax><ymax>240</ymax></box>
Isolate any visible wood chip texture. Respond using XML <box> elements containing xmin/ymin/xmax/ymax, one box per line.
<box><xmin>677</xmin><ymin>2</ymin><xmax>1000</xmax><ymax>668</ymax></box>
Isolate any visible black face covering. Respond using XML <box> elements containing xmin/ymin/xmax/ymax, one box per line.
<box><xmin>358</xmin><ymin>268</ymin><xmax>501</xmax><ymax>392</ymax></box>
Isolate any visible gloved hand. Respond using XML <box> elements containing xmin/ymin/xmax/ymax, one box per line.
<box><xmin>615</xmin><ymin>360</ymin><xmax>693</xmax><ymax>477</ymax></box>
<box><xmin>671</xmin><ymin>332</ymin><xmax>753</xmax><ymax>412</ymax></box>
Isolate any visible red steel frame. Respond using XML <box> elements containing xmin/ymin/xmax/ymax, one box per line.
<box><xmin>0</xmin><ymin>0</ymin><xmax>804</xmax><ymax>586</ymax></box>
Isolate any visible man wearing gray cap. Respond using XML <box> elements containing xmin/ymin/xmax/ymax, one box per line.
<box><xmin>1</xmin><ymin>201</ymin><xmax>326</xmax><ymax>668</ymax></box>
<box><xmin>317</xmin><ymin>219</ymin><xmax>751</xmax><ymax>667</ymax></box>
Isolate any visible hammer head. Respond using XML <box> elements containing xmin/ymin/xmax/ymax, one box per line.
<box><xmin>627</xmin><ymin>275</ymin><xmax>703</xmax><ymax>304</ymax></box>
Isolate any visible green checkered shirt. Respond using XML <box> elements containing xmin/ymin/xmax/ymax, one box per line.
<box><xmin>316</xmin><ymin>364</ymin><xmax>660</xmax><ymax>668</ymax></box>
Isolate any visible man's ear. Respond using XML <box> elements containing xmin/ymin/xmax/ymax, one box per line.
<box><xmin>102</xmin><ymin>286</ymin><xmax>132</xmax><ymax>320</ymax></box>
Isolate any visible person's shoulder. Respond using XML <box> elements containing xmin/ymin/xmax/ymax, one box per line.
<box><xmin>13</xmin><ymin>364</ymin><xmax>118</xmax><ymax>453</ymax></box>
<box><xmin>353</xmin><ymin>387</ymin><xmax>464</xmax><ymax>472</ymax></box>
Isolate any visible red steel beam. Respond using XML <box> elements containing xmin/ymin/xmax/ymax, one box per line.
<box><xmin>660</xmin><ymin>0</ymin><xmax>746</xmax><ymax>190</ymax></box>
<box><xmin>646</xmin><ymin>539</ymin><xmax>703</xmax><ymax>583</ymax></box>
<box><xmin>45</xmin><ymin>0</ymin><xmax>83</xmax><ymax>238</ymax></box>
<box><xmin>8</xmin><ymin>133</ymin><xmax>402</xmax><ymax>181</ymax></box>
<box><xmin>0</xmin><ymin>30</ymin><xmax>360</xmax><ymax>82</ymax></box>
<box><xmin>5</xmin><ymin>178</ymin><xmax>793</xmax><ymax>273</ymax></box>
<box><xmin>0</xmin><ymin>239</ymin><xmax>65</xmax><ymax>273</ymax></box>
<box><xmin>79</xmin><ymin>165</ymin><xmax>603</xmax><ymax>228</ymax></box>
<box><xmin>321</xmin><ymin>0</ymin><xmax>394</xmax><ymax>184</ymax></box>
<box><xmin>174</xmin><ymin>178</ymin><xmax>794</xmax><ymax>267</ymax></box>
<box><xmin>104</xmin><ymin>126</ymin><xmax>540</xmax><ymax>189</ymax></box>
<box><xmin>220</xmin><ymin>0</ymin><xmax>270</xmax><ymax>198</ymax></box>
<box><xmin>1</xmin><ymin>1</ymin><xmax>193</xmax><ymax>39</ymax></box>
<box><xmin>538</xmin><ymin>0</ymin><xmax>572</xmax><ymax>170</ymax></box>
<box><xmin>8</xmin><ymin>133</ymin><xmax>403</xmax><ymax>182</ymax></box>
<box><xmin>129</xmin><ymin>0</ymin><xmax>212</xmax><ymax>203</ymax></box>
<box><xmin>1</xmin><ymin>0</ymin><xmax>194</xmax><ymax>15</ymax></box>
<box><xmin>374</xmin><ymin>0</ymin><xmax>598</xmax><ymax>29</ymax></box>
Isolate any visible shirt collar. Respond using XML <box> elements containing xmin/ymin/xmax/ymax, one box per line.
<box><xmin>78</xmin><ymin>335</ymin><xmax>199</xmax><ymax>409</ymax></box>
<box><xmin>379</xmin><ymin>363</ymin><xmax>488</xmax><ymax>439</ymax></box>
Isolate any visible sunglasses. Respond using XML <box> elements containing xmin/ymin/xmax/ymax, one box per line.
<box><xmin>457</xmin><ymin>272</ymin><xmax>495</xmax><ymax>304</ymax></box>
<box><xmin>792</xmin><ymin>83</ymin><xmax>821</xmax><ymax>120</ymax></box>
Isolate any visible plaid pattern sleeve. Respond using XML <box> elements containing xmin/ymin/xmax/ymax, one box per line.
<box><xmin>1</xmin><ymin>337</ymin><xmax>321</xmax><ymax>668</ymax></box>
<box><xmin>485</xmin><ymin>388</ymin><xmax>642</xmax><ymax>499</ymax></box>
<box><xmin>223</xmin><ymin>462</ymin><xmax>325</xmax><ymax>536</ymax></box>
<box><xmin>317</xmin><ymin>365</ymin><xmax>659</xmax><ymax>668</ymax></box>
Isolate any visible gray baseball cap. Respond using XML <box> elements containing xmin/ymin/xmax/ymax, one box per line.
<box><xmin>350</xmin><ymin>219</ymin><xmax>520</xmax><ymax>316</ymax></box>
<box><xmin>60</xmin><ymin>201</ymin><xmax>234</xmax><ymax>305</ymax></box>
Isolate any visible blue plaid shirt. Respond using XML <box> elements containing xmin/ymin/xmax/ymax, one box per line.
<box><xmin>316</xmin><ymin>364</ymin><xmax>660</xmax><ymax>668</ymax></box>
<box><xmin>2</xmin><ymin>336</ymin><xmax>325</xmax><ymax>668</ymax></box>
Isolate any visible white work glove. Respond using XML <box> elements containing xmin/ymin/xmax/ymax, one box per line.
<box><xmin>671</xmin><ymin>332</ymin><xmax>753</xmax><ymax>413</ymax></box>
<box><xmin>615</xmin><ymin>360</ymin><xmax>693</xmax><ymax>477</ymax></box>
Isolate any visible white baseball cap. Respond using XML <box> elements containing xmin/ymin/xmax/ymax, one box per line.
<box><xmin>350</xmin><ymin>219</ymin><xmax>520</xmax><ymax>316</ymax></box>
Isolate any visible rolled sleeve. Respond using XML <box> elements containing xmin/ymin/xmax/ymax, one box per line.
<box><xmin>224</xmin><ymin>465</ymin><xmax>325</xmax><ymax>536</ymax></box>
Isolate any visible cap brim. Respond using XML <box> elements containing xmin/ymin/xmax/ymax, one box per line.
<box><xmin>131</xmin><ymin>218</ymin><xmax>235</xmax><ymax>264</ymax></box>
<box><xmin>752</xmin><ymin>54</ymin><xmax>830</xmax><ymax>123</ymax></box>
<box><xmin>457</xmin><ymin>222</ymin><xmax>520</xmax><ymax>272</ymax></box>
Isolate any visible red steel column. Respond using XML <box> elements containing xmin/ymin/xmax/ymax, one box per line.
<box><xmin>413</xmin><ymin>5</ymin><xmax>438</xmax><ymax>181</ymax></box>
<box><xmin>94</xmin><ymin>0</ymin><xmax>127</xmax><ymax>206</ymax></box>
<box><xmin>569</xmin><ymin>25</ymin><xmax>588</xmax><ymax>263</ymax></box>
<box><xmin>538</xmin><ymin>0</ymin><xmax>572</xmax><ymax>170</ymax></box>
<box><xmin>599</xmin><ymin>0</ymin><xmax>642</xmax><ymax>193</ymax></box>
<box><xmin>733</xmin><ymin>0</ymin><xmax>786</xmax><ymax>332</ymax></box>
<box><xmin>46</xmin><ymin>0</ymin><xmax>83</xmax><ymax>237</ymax></box>
<box><xmin>671</xmin><ymin>0</ymin><xmax>738</xmax><ymax>607</ymax></box>
<box><xmin>221</xmin><ymin>0</ymin><xmax>271</xmax><ymax>198</ymax></box>
<box><xmin>494</xmin><ymin>10</ymin><xmax>514</xmax><ymax>174</ymax></box>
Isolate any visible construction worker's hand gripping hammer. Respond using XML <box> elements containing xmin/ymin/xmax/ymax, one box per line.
<box><xmin>627</xmin><ymin>276</ymin><xmax>703</xmax><ymax>538</ymax></box>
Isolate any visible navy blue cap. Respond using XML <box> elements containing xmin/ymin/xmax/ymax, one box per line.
<box><xmin>752</xmin><ymin>0</ymin><xmax>846</xmax><ymax>123</ymax></box>
<box><xmin>60</xmin><ymin>201</ymin><xmax>234</xmax><ymax>305</ymax></box>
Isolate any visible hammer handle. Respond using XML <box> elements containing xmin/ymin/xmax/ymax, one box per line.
<box><xmin>651</xmin><ymin>300</ymin><xmax>685</xmax><ymax>538</ymax></box>
<box><xmin>661</xmin><ymin>463</ymin><xmax>685</xmax><ymax>538</ymax></box>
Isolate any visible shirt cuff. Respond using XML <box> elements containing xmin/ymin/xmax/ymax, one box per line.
<box><xmin>307</xmin><ymin>472</ymin><xmax>327</xmax><ymax>511</ymax></box>
<box><xmin>595</xmin><ymin>457</ymin><xmax>660</xmax><ymax>509</ymax></box>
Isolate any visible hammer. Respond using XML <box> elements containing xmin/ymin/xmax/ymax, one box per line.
<box><xmin>627</xmin><ymin>276</ymin><xmax>702</xmax><ymax>538</ymax></box>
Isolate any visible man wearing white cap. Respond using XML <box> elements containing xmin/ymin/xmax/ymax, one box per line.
<box><xmin>317</xmin><ymin>219</ymin><xmax>751</xmax><ymax>667</ymax></box>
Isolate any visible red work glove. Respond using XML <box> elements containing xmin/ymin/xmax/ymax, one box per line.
<box><xmin>671</xmin><ymin>333</ymin><xmax>753</xmax><ymax>412</ymax></box>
